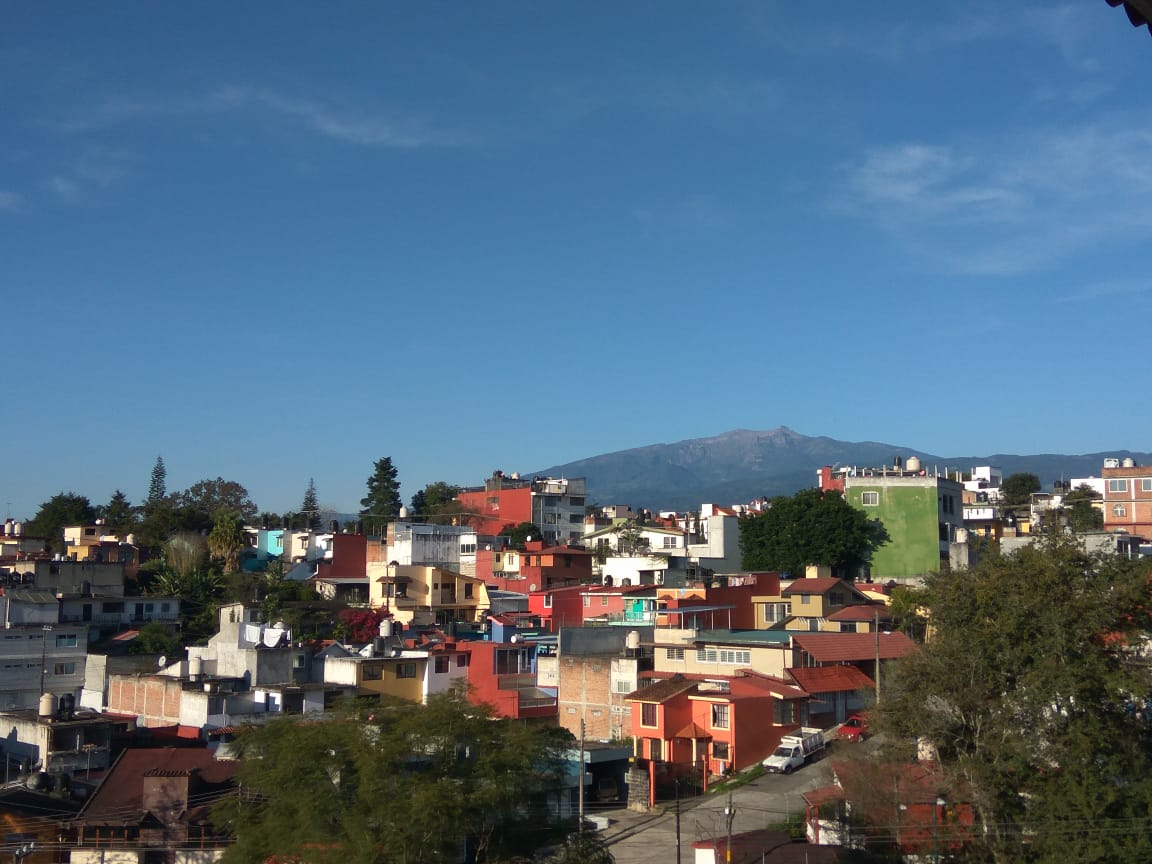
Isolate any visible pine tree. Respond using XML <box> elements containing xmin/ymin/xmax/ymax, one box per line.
<box><xmin>301</xmin><ymin>478</ymin><xmax>319</xmax><ymax>527</ymax></box>
<box><xmin>101</xmin><ymin>489</ymin><xmax>136</xmax><ymax>537</ymax></box>
<box><xmin>147</xmin><ymin>456</ymin><xmax>167</xmax><ymax>505</ymax></box>
<box><xmin>359</xmin><ymin>457</ymin><xmax>402</xmax><ymax>528</ymax></box>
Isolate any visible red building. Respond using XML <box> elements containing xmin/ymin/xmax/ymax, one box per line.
<box><xmin>465</xmin><ymin>636</ymin><xmax>557</xmax><ymax>721</ymax></box>
<box><xmin>629</xmin><ymin>671</ymin><xmax>808</xmax><ymax>779</ymax></box>
<box><xmin>456</xmin><ymin>472</ymin><xmax>588</xmax><ymax>545</ymax></box>
<box><xmin>519</xmin><ymin>540</ymin><xmax>594</xmax><ymax>590</ymax></box>
<box><xmin>1102</xmin><ymin>462</ymin><xmax>1152</xmax><ymax>538</ymax></box>
<box><xmin>579</xmin><ymin>584</ymin><xmax>658</xmax><ymax>625</ymax></box>
<box><xmin>657</xmin><ymin>572</ymin><xmax>775</xmax><ymax>630</ymax></box>
<box><xmin>529</xmin><ymin>585</ymin><xmax>587</xmax><ymax>632</ymax></box>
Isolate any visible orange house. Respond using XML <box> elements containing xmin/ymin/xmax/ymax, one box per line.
<box><xmin>629</xmin><ymin>672</ymin><xmax>808</xmax><ymax>779</ymax></box>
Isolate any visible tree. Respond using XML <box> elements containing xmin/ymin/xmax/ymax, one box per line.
<box><xmin>177</xmin><ymin>478</ymin><xmax>258</xmax><ymax>524</ymax></box>
<box><xmin>360</xmin><ymin>457</ymin><xmax>403</xmax><ymax>528</ymax></box>
<box><xmin>545</xmin><ymin>833</ymin><xmax>615</xmax><ymax>864</ymax></box>
<box><xmin>147</xmin><ymin>456</ymin><xmax>167</xmax><ymax>505</ymax></box>
<box><xmin>500</xmin><ymin>521</ymin><xmax>545</xmax><ymax>550</ymax></box>
<box><xmin>25</xmin><ymin>492</ymin><xmax>96</xmax><ymax>552</ymax></box>
<box><xmin>613</xmin><ymin>520</ymin><xmax>651</xmax><ymax>556</ymax></box>
<box><xmin>216</xmin><ymin>692</ymin><xmax>573</xmax><ymax>864</ymax></box>
<box><xmin>739</xmin><ymin>488</ymin><xmax>888</xmax><ymax>577</ymax></box>
<box><xmin>1063</xmin><ymin>483</ymin><xmax>1104</xmax><ymax>532</ymax></box>
<box><xmin>98</xmin><ymin>489</ymin><xmax>136</xmax><ymax>538</ymax></box>
<box><xmin>1002</xmin><ymin>472</ymin><xmax>1041</xmax><ymax>507</ymax></box>
<box><xmin>409</xmin><ymin>481</ymin><xmax>459</xmax><ymax>517</ymax></box>
<box><xmin>300</xmin><ymin>478</ymin><xmax>320</xmax><ymax>527</ymax></box>
<box><xmin>208</xmin><ymin>508</ymin><xmax>246</xmax><ymax>573</ymax></box>
<box><xmin>877</xmin><ymin>537</ymin><xmax>1152</xmax><ymax>864</ymax></box>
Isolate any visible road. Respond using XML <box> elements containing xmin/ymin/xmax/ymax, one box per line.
<box><xmin>598</xmin><ymin>759</ymin><xmax>836</xmax><ymax>864</ymax></box>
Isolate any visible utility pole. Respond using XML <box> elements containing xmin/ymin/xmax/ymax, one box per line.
<box><xmin>874</xmin><ymin>608</ymin><xmax>881</xmax><ymax>703</ymax></box>
<box><xmin>674</xmin><ymin>778</ymin><xmax>682</xmax><ymax>864</ymax></box>
<box><xmin>725</xmin><ymin>790</ymin><xmax>734</xmax><ymax>864</ymax></box>
<box><xmin>38</xmin><ymin>625</ymin><xmax>53</xmax><ymax>697</ymax></box>
<box><xmin>578</xmin><ymin>719</ymin><xmax>585</xmax><ymax>832</ymax></box>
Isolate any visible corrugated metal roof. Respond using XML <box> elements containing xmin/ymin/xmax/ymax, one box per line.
<box><xmin>787</xmin><ymin>664</ymin><xmax>874</xmax><ymax>694</ymax></box>
<box><xmin>792</xmin><ymin>631</ymin><xmax>917</xmax><ymax>663</ymax></box>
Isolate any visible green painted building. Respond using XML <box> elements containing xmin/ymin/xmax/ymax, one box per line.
<box><xmin>841</xmin><ymin>473</ymin><xmax>965</xmax><ymax>580</ymax></box>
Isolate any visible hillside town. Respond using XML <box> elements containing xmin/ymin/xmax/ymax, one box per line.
<box><xmin>2</xmin><ymin>455</ymin><xmax>1150</xmax><ymax>864</ymax></box>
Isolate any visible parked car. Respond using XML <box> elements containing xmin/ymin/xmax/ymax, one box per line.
<box><xmin>838</xmin><ymin>713</ymin><xmax>870</xmax><ymax>743</ymax></box>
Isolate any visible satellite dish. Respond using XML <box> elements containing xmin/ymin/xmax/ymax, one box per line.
<box><xmin>157</xmin><ymin>655</ymin><xmax>167</xmax><ymax>668</ymax></box>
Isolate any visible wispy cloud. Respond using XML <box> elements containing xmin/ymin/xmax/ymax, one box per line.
<box><xmin>833</xmin><ymin>119</ymin><xmax>1152</xmax><ymax>275</ymax></box>
<box><xmin>57</xmin><ymin>85</ymin><xmax>470</xmax><ymax>149</ymax></box>
<box><xmin>1054</xmin><ymin>278</ymin><xmax>1151</xmax><ymax>304</ymax></box>
<box><xmin>0</xmin><ymin>190</ymin><xmax>22</xmax><ymax>212</ymax></box>
<box><xmin>44</xmin><ymin>148</ymin><xmax>132</xmax><ymax>203</ymax></box>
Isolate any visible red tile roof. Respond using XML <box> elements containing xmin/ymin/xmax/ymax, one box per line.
<box><xmin>787</xmin><ymin>665</ymin><xmax>874</xmax><ymax>694</ymax></box>
<box><xmin>628</xmin><ymin>675</ymin><xmax>700</xmax><ymax>703</ymax></box>
<box><xmin>75</xmin><ymin>748</ymin><xmax>239</xmax><ymax>827</ymax></box>
<box><xmin>792</xmin><ymin>631</ymin><xmax>917</xmax><ymax>663</ymax></box>
<box><xmin>782</xmin><ymin>578</ymin><xmax>850</xmax><ymax>596</ymax></box>
<box><xmin>826</xmin><ymin>604</ymin><xmax>889</xmax><ymax>622</ymax></box>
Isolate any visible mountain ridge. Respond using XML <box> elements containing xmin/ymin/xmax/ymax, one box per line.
<box><xmin>525</xmin><ymin>427</ymin><xmax>1151</xmax><ymax>510</ymax></box>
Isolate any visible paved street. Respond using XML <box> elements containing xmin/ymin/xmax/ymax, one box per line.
<box><xmin>597</xmin><ymin>759</ymin><xmax>836</xmax><ymax>864</ymax></box>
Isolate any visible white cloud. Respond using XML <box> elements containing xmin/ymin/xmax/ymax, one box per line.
<box><xmin>57</xmin><ymin>86</ymin><xmax>468</xmax><ymax>149</ymax></box>
<box><xmin>1054</xmin><ymin>278</ymin><xmax>1151</xmax><ymax>304</ymax></box>
<box><xmin>0</xmin><ymin>190</ymin><xmax>22</xmax><ymax>212</ymax></box>
<box><xmin>834</xmin><ymin>118</ymin><xmax>1152</xmax><ymax>275</ymax></box>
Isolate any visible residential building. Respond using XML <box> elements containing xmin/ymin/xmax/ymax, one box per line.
<box><xmin>654</xmin><ymin>627</ymin><xmax>793</xmax><ymax>679</ymax></box>
<box><xmin>790</xmin><ymin>631</ymin><xmax>917</xmax><ymax>690</ymax></box>
<box><xmin>529</xmin><ymin>585</ymin><xmax>587</xmax><ymax>632</ymax></box>
<box><xmin>555</xmin><ymin>627</ymin><xmax>654</xmax><ymax>742</ymax></box>
<box><xmin>1102</xmin><ymin>458</ymin><xmax>1152</xmax><ymax>538</ymax></box>
<box><xmin>628</xmin><ymin>672</ymin><xmax>808</xmax><ymax>777</ymax></box>
<box><xmin>753</xmin><ymin>566</ymin><xmax>881</xmax><ymax>632</ymax></box>
<box><xmin>821</xmin><ymin>459</ymin><xmax>966</xmax><ymax>580</ymax></box>
<box><xmin>0</xmin><ymin>699</ymin><xmax>116</xmax><ymax>775</ymax></box>
<box><xmin>371</xmin><ymin>564</ymin><xmax>489</xmax><ymax>627</ymax></box>
<box><xmin>0</xmin><ymin>591</ymin><xmax>88</xmax><ymax>711</ymax></box>
<box><xmin>465</xmin><ymin>620</ymin><xmax>556</xmax><ymax>720</ymax></box>
<box><xmin>519</xmin><ymin>540</ymin><xmax>594</xmax><ymax>591</ymax></box>
<box><xmin>68</xmin><ymin>748</ymin><xmax>238</xmax><ymax>864</ymax></box>
<box><xmin>457</xmin><ymin>472</ymin><xmax>587</xmax><ymax>545</ymax></box>
<box><xmin>323</xmin><ymin>638</ymin><xmax>470</xmax><ymax>705</ymax></box>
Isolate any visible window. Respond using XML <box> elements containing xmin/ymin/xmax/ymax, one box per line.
<box><xmin>54</xmin><ymin>662</ymin><xmax>77</xmax><ymax>676</ymax></box>
<box><xmin>464</xmin><ymin>584</ymin><xmax>474</xmax><ymax>599</ymax></box>
<box><xmin>711</xmin><ymin>703</ymin><xmax>730</xmax><ymax>729</ymax></box>
<box><xmin>861</xmin><ymin>491</ymin><xmax>879</xmax><ymax>506</ymax></box>
<box><xmin>648</xmin><ymin>738</ymin><xmax>663</xmax><ymax>760</ymax></box>
<box><xmin>460</xmin><ymin>543</ymin><xmax>477</xmax><ymax>554</ymax></box>
<box><xmin>363</xmin><ymin>664</ymin><xmax>383</xmax><ymax>681</ymax></box>
<box><xmin>55</xmin><ymin>634</ymin><xmax>78</xmax><ymax>648</ymax></box>
<box><xmin>583</xmin><ymin>596</ymin><xmax>591</xmax><ymax>607</ymax></box>
<box><xmin>662</xmin><ymin>536</ymin><xmax>678</xmax><ymax>548</ymax></box>
<box><xmin>713</xmin><ymin>741</ymin><xmax>730</xmax><ymax>761</ymax></box>
<box><xmin>1108</xmin><ymin>479</ymin><xmax>1129</xmax><ymax>493</ymax></box>
<box><xmin>601</xmin><ymin>595</ymin><xmax>609</xmax><ymax>606</ymax></box>
<box><xmin>641</xmin><ymin>703</ymin><xmax>658</xmax><ymax>727</ymax></box>
<box><xmin>591</xmin><ymin>709</ymin><xmax>602</xmax><ymax>717</ymax></box>
<box><xmin>1113</xmin><ymin>505</ymin><xmax>1127</xmax><ymax>517</ymax></box>
<box><xmin>456</xmin><ymin>654</ymin><xmax>469</xmax><ymax>668</ymax></box>
<box><xmin>543</xmin><ymin>595</ymin><xmax>553</xmax><ymax>608</ymax></box>
<box><xmin>434</xmin><ymin>656</ymin><xmax>450</xmax><ymax>674</ymax></box>
<box><xmin>569</xmin><ymin>497</ymin><xmax>585</xmax><ymax>507</ymax></box>
<box><xmin>666</xmin><ymin>648</ymin><xmax>685</xmax><ymax>661</ymax></box>
<box><xmin>614</xmin><ymin>679</ymin><xmax>633</xmax><ymax>693</ymax></box>
<box><xmin>396</xmin><ymin>663</ymin><xmax>418</xmax><ymax>679</ymax></box>
<box><xmin>1142</xmin><ymin>479</ymin><xmax>1152</xmax><ymax>493</ymax></box>
<box><xmin>569</xmin><ymin>514</ymin><xmax>583</xmax><ymax>523</ymax></box>
<box><xmin>543</xmin><ymin>513</ymin><xmax>557</xmax><ymax>525</ymax></box>
<box><xmin>293</xmin><ymin>654</ymin><xmax>306</xmax><ymax>668</ymax></box>
<box><xmin>774</xmin><ymin>700</ymin><xmax>799</xmax><ymax>725</ymax></box>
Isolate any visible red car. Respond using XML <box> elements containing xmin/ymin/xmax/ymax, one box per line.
<box><xmin>838</xmin><ymin>714</ymin><xmax>870</xmax><ymax>742</ymax></box>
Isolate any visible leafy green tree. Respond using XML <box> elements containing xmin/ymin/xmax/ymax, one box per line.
<box><xmin>360</xmin><ymin>457</ymin><xmax>403</xmax><ymax>529</ymax></box>
<box><xmin>409</xmin><ymin>481</ymin><xmax>459</xmax><ymax>516</ymax></box>
<box><xmin>1001</xmin><ymin>472</ymin><xmax>1041</xmax><ymax>507</ymax></box>
<box><xmin>165</xmin><ymin>531</ymin><xmax>208</xmax><ymax>577</ymax></box>
<box><xmin>98</xmin><ymin>489</ymin><xmax>137</xmax><ymax>537</ymax></box>
<box><xmin>130</xmin><ymin>621</ymin><xmax>181</xmax><ymax>657</ymax></box>
<box><xmin>216</xmin><ymin>692</ymin><xmax>573</xmax><ymax>864</ymax></box>
<box><xmin>877</xmin><ymin>537</ymin><xmax>1152</xmax><ymax>864</ymax></box>
<box><xmin>1063</xmin><ymin>483</ymin><xmax>1104</xmax><ymax>532</ymax></box>
<box><xmin>147</xmin><ymin>455</ymin><xmax>167</xmax><ymax>505</ymax></box>
<box><xmin>208</xmin><ymin>508</ymin><xmax>246</xmax><ymax>573</ymax></box>
<box><xmin>500</xmin><ymin>521</ymin><xmax>545</xmax><ymax>550</ymax></box>
<box><xmin>25</xmin><ymin>492</ymin><xmax>96</xmax><ymax>552</ymax></box>
<box><xmin>300</xmin><ymin>478</ymin><xmax>320</xmax><ymax>527</ymax></box>
<box><xmin>613</xmin><ymin>520</ymin><xmax>651</xmax><ymax>556</ymax></box>
<box><xmin>739</xmin><ymin>488</ymin><xmax>887</xmax><ymax>577</ymax></box>
<box><xmin>177</xmin><ymin>478</ymin><xmax>258</xmax><ymax>524</ymax></box>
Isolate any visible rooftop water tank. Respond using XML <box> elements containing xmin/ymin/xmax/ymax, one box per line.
<box><xmin>906</xmin><ymin>456</ymin><xmax>922</xmax><ymax>473</ymax></box>
<box><xmin>38</xmin><ymin>693</ymin><xmax>56</xmax><ymax>718</ymax></box>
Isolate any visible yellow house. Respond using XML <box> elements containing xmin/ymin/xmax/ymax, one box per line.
<box><xmin>652</xmin><ymin>626</ymin><xmax>793</xmax><ymax>679</ymax></box>
<box><xmin>370</xmin><ymin>565</ymin><xmax>489</xmax><ymax>628</ymax></box>
<box><xmin>753</xmin><ymin>565</ymin><xmax>881</xmax><ymax>632</ymax></box>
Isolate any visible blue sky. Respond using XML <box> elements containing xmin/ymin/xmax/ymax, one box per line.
<box><xmin>4</xmin><ymin>2</ymin><xmax>1151</xmax><ymax>520</ymax></box>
